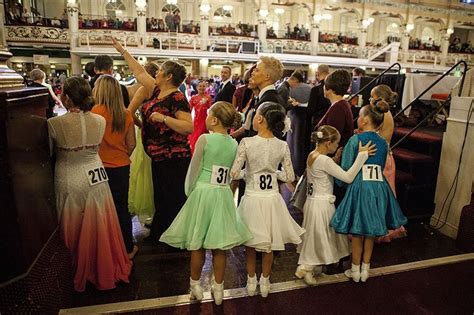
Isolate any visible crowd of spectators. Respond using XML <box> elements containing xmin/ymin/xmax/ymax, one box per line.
<box><xmin>319</xmin><ymin>32</ymin><xmax>358</xmax><ymax>45</ymax></box>
<box><xmin>6</xmin><ymin>7</ymin><xmax>68</xmax><ymax>28</ymax></box>
<box><xmin>210</xmin><ymin>23</ymin><xmax>256</xmax><ymax>37</ymax></box>
<box><xmin>285</xmin><ymin>24</ymin><xmax>310</xmax><ymax>40</ymax></box>
<box><xmin>408</xmin><ymin>37</ymin><xmax>440</xmax><ymax>51</ymax></box>
<box><xmin>79</xmin><ymin>16</ymin><xmax>136</xmax><ymax>31</ymax></box>
<box><xmin>449</xmin><ymin>36</ymin><xmax>473</xmax><ymax>53</ymax></box>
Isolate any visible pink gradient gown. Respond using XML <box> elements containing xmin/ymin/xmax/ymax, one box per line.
<box><xmin>188</xmin><ymin>93</ymin><xmax>212</xmax><ymax>153</ymax></box>
<box><xmin>48</xmin><ymin>111</ymin><xmax>132</xmax><ymax>292</ymax></box>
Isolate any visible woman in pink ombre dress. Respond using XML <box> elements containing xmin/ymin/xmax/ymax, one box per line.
<box><xmin>47</xmin><ymin>77</ymin><xmax>132</xmax><ymax>292</ymax></box>
<box><xmin>188</xmin><ymin>81</ymin><xmax>212</xmax><ymax>153</ymax></box>
<box><xmin>370</xmin><ymin>85</ymin><xmax>407</xmax><ymax>243</ymax></box>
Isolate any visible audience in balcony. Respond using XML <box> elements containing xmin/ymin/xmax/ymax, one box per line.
<box><xmin>6</xmin><ymin>7</ymin><xmax>68</xmax><ymax>28</ymax></box>
<box><xmin>79</xmin><ymin>16</ymin><xmax>136</xmax><ymax>31</ymax></box>
<box><xmin>284</xmin><ymin>24</ymin><xmax>310</xmax><ymax>40</ymax></box>
<box><xmin>319</xmin><ymin>32</ymin><xmax>358</xmax><ymax>45</ymax></box>
<box><xmin>408</xmin><ymin>37</ymin><xmax>440</xmax><ymax>51</ymax></box>
<box><xmin>209</xmin><ymin>23</ymin><xmax>255</xmax><ymax>37</ymax></box>
<box><xmin>449</xmin><ymin>37</ymin><xmax>472</xmax><ymax>53</ymax></box>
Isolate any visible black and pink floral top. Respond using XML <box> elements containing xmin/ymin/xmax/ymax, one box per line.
<box><xmin>141</xmin><ymin>90</ymin><xmax>191</xmax><ymax>162</ymax></box>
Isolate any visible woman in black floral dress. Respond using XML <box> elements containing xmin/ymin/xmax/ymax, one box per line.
<box><xmin>112</xmin><ymin>38</ymin><xmax>193</xmax><ymax>242</ymax></box>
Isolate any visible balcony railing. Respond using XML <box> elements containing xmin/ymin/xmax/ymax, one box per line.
<box><xmin>6</xmin><ymin>25</ymin><xmax>69</xmax><ymax>44</ymax></box>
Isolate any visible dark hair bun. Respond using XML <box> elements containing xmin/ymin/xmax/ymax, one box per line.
<box><xmin>232</xmin><ymin>112</ymin><xmax>243</xmax><ymax>129</ymax></box>
<box><xmin>83</xmin><ymin>96</ymin><xmax>95</xmax><ymax>111</ymax></box>
<box><xmin>372</xmin><ymin>100</ymin><xmax>389</xmax><ymax>114</ymax></box>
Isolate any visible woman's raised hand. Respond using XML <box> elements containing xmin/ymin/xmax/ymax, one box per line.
<box><xmin>111</xmin><ymin>37</ymin><xmax>125</xmax><ymax>54</ymax></box>
<box><xmin>358</xmin><ymin>140</ymin><xmax>377</xmax><ymax>156</ymax></box>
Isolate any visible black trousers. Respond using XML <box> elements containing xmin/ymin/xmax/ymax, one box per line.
<box><xmin>105</xmin><ymin>165</ymin><xmax>134</xmax><ymax>253</ymax></box>
<box><xmin>150</xmin><ymin>157</ymin><xmax>190</xmax><ymax>240</ymax></box>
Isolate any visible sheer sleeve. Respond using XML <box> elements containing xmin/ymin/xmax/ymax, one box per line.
<box><xmin>323</xmin><ymin>151</ymin><xmax>368</xmax><ymax>184</ymax></box>
<box><xmin>277</xmin><ymin>143</ymin><xmax>295</xmax><ymax>183</ymax></box>
<box><xmin>184</xmin><ymin>134</ymin><xmax>206</xmax><ymax>196</ymax></box>
<box><xmin>230</xmin><ymin>138</ymin><xmax>247</xmax><ymax>180</ymax></box>
<box><xmin>335</xmin><ymin>134</ymin><xmax>359</xmax><ymax>187</ymax></box>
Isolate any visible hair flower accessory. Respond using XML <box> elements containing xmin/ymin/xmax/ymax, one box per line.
<box><xmin>282</xmin><ymin>116</ymin><xmax>292</xmax><ymax>136</ymax></box>
<box><xmin>316</xmin><ymin>131</ymin><xmax>324</xmax><ymax>138</ymax></box>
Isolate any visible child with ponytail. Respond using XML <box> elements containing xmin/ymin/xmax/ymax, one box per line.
<box><xmin>331</xmin><ymin>101</ymin><xmax>407</xmax><ymax>283</ymax></box>
<box><xmin>231</xmin><ymin>101</ymin><xmax>304</xmax><ymax>298</ymax></box>
<box><xmin>295</xmin><ymin>125</ymin><xmax>376</xmax><ymax>285</ymax></box>
<box><xmin>160</xmin><ymin>101</ymin><xmax>252</xmax><ymax>305</ymax></box>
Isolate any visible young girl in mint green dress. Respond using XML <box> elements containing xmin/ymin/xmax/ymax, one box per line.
<box><xmin>160</xmin><ymin>101</ymin><xmax>252</xmax><ymax>305</ymax></box>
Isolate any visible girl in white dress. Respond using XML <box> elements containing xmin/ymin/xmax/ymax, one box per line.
<box><xmin>231</xmin><ymin>102</ymin><xmax>305</xmax><ymax>298</ymax></box>
<box><xmin>295</xmin><ymin>125</ymin><xmax>375</xmax><ymax>285</ymax></box>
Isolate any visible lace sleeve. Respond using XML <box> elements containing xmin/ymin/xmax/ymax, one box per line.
<box><xmin>277</xmin><ymin>143</ymin><xmax>295</xmax><ymax>183</ymax></box>
<box><xmin>184</xmin><ymin>134</ymin><xmax>206</xmax><ymax>196</ymax></box>
<box><xmin>324</xmin><ymin>151</ymin><xmax>368</xmax><ymax>184</ymax></box>
<box><xmin>230</xmin><ymin>138</ymin><xmax>247</xmax><ymax>180</ymax></box>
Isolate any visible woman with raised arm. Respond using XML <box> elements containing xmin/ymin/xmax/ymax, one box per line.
<box><xmin>112</xmin><ymin>38</ymin><xmax>193</xmax><ymax>244</ymax></box>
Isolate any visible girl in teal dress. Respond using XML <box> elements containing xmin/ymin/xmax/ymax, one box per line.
<box><xmin>160</xmin><ymin>102</ymin><xmax>252</xmax><ymax>305</ymax></box>
<box><xmin>330</xmin><ymin>101</ymin><xmax>407</xmax><ymax>283</ymax></box>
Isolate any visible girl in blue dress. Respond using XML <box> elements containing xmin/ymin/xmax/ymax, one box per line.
<box><xmin>330</xmin><ymin>101</ymin><xmax>407</xmax><ymax>283</ymax></box>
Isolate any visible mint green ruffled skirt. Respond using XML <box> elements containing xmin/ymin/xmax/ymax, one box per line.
<box><xmin>160</xmin><ymin>182</ymin><xmax>252</xmax><ymax>250</ymax></box>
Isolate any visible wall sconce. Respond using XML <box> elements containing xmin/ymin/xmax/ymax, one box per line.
<box><xmin>200</xmin><ymin>3</ymin><xmax>211</xmax><ymax>14</ymax></box>
<box><xmin>274</xmin><ymin>8</ymin><xmax>285</xmax><ymax>15</ymax></box>
<box><xmin>406</xmin><ymin>23</ymin><xmax>414</xmax><ymax>32</ymax></box>
<box><xmin>259</xmin><ymin>9</ymin><xmax>269</xmax><ymax>18</ymax></box>
<box><xmin>447</xmin><ymin>28</ymin><xmax>454</xmax><ymax>35</ymax></box>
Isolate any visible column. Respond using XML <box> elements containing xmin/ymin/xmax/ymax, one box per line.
<box><xmin>199</xmin><ymin>58</ymin><xmax>208</xmax><ymax>78</ymax></box>
<box><xmin>0</xmin><ymin>0</ymin><xmax>25</xmax><ymax>87</ymax></box>
<box><xmin>66</xmin><ymin>0</ymin><xmax>79</xmax><ymax>48</ymax></box>
<box><xmin>257</xmin><ymin>1</ymin><xmax>269</xmax><ymax>52</ymax></box>
<box><xmin>200</xmin><ymin>15</ymin><xmax>209</xmax><ymax>50</ymax></box>
<box><xmin>440</xmin><ymin>33</ymin><xmax>450</xmax><ymax>67</ymax></box>
<box><xmin>310</xmin><ymin>22</ymin><xmax>320</xmax><ymax>56</ymax></box>
<box><xmin>358</xmin><ymin>30</ymin><xmax>367</xmax><ymax>58</ymax></box>
<box><xmin>400</xmin><ymin>32</ymin><xmax>409</xmax><ymax>63</ymax></box>
<box><xmin>70</xmin><ymin>53</ymin><xmax>82</xmax><ymax>76</ymax></box>
<box><xmin>136</xmin><ymin>1</ymin><xmax>147</xmax><ymax>48</ymax></box>
<box><xmin>258</xmin><ymin>17</ymin><xmax>268</xmax><ymax>52</ymax></box>
<box><xmin>191</xmin><ymin>59</ymin><xmax>199</xmax><ymax>76</ymax></box>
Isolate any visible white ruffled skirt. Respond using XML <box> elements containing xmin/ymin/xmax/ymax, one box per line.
<box><xmin>238</xmin><ymin>189</ymin><xmax>305</xmax><ymax>253</ymax></box>
<box><xmin>297</xmin><ymin>194</ymin><xmax>350</xmax><ymax>266</ymax></box>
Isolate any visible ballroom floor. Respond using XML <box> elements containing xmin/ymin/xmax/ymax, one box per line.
<box><xmin>69</xmin><ymin>205</ymin><xmax>463</xmax><ymax>309</ymax></box>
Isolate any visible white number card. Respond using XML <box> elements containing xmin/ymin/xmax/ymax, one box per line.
<box><xmin>254</xmin><ymin>173</ymin><xmax>277</xmax><ymax>191</ymax></box>
<box><xmin>86</xmin><ymin>166</ymin><xmax>109</xmax><ymax>186</ymax></box>
<box><xmin>362</xmin><ymin>164</ymin><xmax>383</xmax><ymax>182</ymax></box>
<box><xmin>210</xmin><ymin>165</ymin><xmax>230</xmax><ymax>185</ymax></box>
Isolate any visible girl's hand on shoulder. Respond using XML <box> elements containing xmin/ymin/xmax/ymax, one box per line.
<box><xmin>359</xmin><ymin>140</ymin><xmax>377</xmax><ymax>156</ymax></box>
<box><xmin>333</xmin><ymin>147</ymin><xmax>342</xmax><ymax>164</ymax></box>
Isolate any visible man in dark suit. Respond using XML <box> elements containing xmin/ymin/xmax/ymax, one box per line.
<box><xmin>243</xmin><ymin>56</ymin><xmax>287</xmax><ymax>139</ymax></box>
<box><xmin>250</xmin><ymin>56</ymin><xmax>286</xmax><ymax>110</ymax></box>
<box><xmin>308</xmin><ymin>64</ymin><xmax>331</xmax><ymax>129</ymax></box>
<box><xmin>214</xmin><ymin>65</ymin><xmax>235</xmax><ymax>103</ymax></box>
<box><xmin>90</xmin><ymin>55</ymin><xmax>130</xmax><ymax>107</ymax></box>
